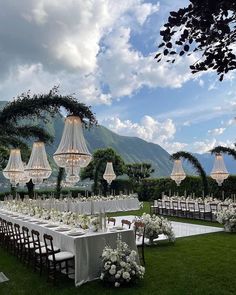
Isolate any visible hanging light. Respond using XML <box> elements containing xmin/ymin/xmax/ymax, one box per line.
<box><xmin>65</xmin><ymin>166</ymin><xmax>80</xmax><ymax>185</ymax></box>
<box><xmin>25</xmin><ymin>142</ymin><xmax>52</xmax><ymax>185</ymax></box>
<box><xmin>18</xmin><ymin>163</ymin><xmax>31</xmax><ymax>187</ymax></box>
<box><xmin>170</xmin><ymin>159</ymin><xmax>186</xmax><ymax>186</ymax></box>
<box><xmin>210</xmin><ymin>154</ymin><xmax>229</xmax><ymax>186</ymax></box>
<box><xmin>103</xmin><ymin>162</ymin><xmax>116</xmax><ymax>185</ymax></box>
<box><xmin>3</xmin><ymin>149</ymin><xmax>24</xmax><ymax>187</ymax></box>
<box><xmin>53</xmin><ymin>116</ymin><xmax>92</xmax><ymax>170</ymax></box>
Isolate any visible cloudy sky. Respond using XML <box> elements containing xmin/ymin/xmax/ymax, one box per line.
<box><xmin>0</xmin><ymin>0</ymin><xmax>236</xmax><ymax>154</ymax></box>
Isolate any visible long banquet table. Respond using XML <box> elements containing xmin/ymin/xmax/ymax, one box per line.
<box><xmin>0</xmin><ymin>210</ymin><xmax>137</xmax><ymax>286</ymax></box>
<box><xmin>43</xmin><ymin>197</ymin><xmax>140</xmax><ymax>214</ymax></box>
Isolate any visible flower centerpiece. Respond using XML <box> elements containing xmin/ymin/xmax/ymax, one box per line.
<box><xmin>215</xmin><ymin>208</ymin><xmax>236</xmax><ymax>232</ymax></box>
<box><xmin>135</xmin><ymin>213</ymin><xmax>175</xmax><ymax>244</ymax></box>
<box><xmin>90</xmin><ymin>216</ymin><xmax>100</xmax><ymax>232</ymax></box>
<box><xmin>100</xmin><ymin>235</ymin><xmax>145</xmax><ymax>287</ymax></box>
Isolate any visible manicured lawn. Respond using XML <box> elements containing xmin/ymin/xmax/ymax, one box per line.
<box><xmin>1</xmin><ymin>203</ymin><xmax>235</xmax><ymax>295</ymax></box>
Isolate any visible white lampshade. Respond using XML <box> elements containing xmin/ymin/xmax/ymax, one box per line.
<box><xmin>53</xmin><ymin>116</ymin><xmax>92</xmax><ymax>169</ymax></box>
<box><xmin>103</xmin><ymin>162</ymin><xmax>116</xmax><ymax>185</ymax></box>
<box><xmin>25</xmin><ymin>141</ymin><xmax>52</xmax><ymax>184</ymax></box>
<box><xmin>170</xmin><ymin>159</ymin><xmax>186</xmax><ymax>186</ymax></box>
<box><xmin>3</xmin><ymin>149</ymin><xmax>24</xmax><ymax>186</ymax></box>
<box><xmin>210</xmin><ymin>154</ymin><xmax>229</xmax><ymax>186</ymax></box>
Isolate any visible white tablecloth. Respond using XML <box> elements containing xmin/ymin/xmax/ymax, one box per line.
<box><xmin>43</xmin><ymin>198</ymin><xmax>140</xmax><ymax>214</ymax></box>
<box><xmin>0</xmin><ymin>210</ymin><xmax>137</xmax><ymax>286</ymax></box>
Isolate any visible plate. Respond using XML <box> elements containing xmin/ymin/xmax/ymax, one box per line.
<box><xmin>44</xmin><ymin>224</ymin><xmax>59</xmax><ymax>228</ymax></box>
<box><xmin>35</xmin><ymin>221</ymin><xmax>48</xmax><ymax>225</ymax></box>
<box><xmin>112</xmin><ymin>226</ymin><xmax>124</xmax><ymax>231</ymax></box>
<box><xmin>67</xmin><ymin>231</ymin><xmax>85</xmax><ymax>236</ymax></box>
<box><xmin>55</xmin><ymin>227</ymin><xmax>71</xmax><ymax>232</ymax></box>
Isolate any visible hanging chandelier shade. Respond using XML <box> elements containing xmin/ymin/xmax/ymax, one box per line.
<box><xmin>103</xmin><ymin>162</ymin><xmax>116</xmax><ymax>185</ymax></box>
<box><xmin>170</xmin><ymin>159</ymin><xmax>186</xmax><ymax>186</ymax></box>
<box><xmin>18</xmin><ymin>163</ymin><xmax>31</xmax><ymax>187</ymax></box>
<box><xmin>3</xmin><ymin>149</ymin><xmax>25</xmax><ymax>186</ymax></box>
<box><xmin>25</xmin><ymin>142</ymin><xmax>52</xmax><ymax>185</ymax></box>
<box><xmin>65</xmin><ymin>166</ymin><xmax>80</xmax><ymax>185</ymax></box>
<box><xmin>53</xmin><ymin>116</ymin><xmax>92</xmax><ymax>169</ymax></box>
<box><xmin>210</xmin><ymin>154</ymin><xmax>229</xmax><ymax>186</ymax></box>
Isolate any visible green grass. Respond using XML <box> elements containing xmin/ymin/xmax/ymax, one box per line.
<box><xmin>0</xmin><ymin>203</ymin><xmax>235</xmax><ymax>295</ymax></box>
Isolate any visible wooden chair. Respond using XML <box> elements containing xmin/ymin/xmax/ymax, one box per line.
<box><xmin>209</xmin><ymin>203</ymin><xmax>218</xmax><ymax>221</ymax></box>
<box><xmin>188</xmin><ymin>202</ymin><xmax>199</xmax><ymax>219</ymax></box>
<box><xmin>134</xmin><ymin>221</ymin><xmax>146</xmax><ymax>266</ymax></box>
<box><xmin>107</xmin><ymin>217</ymin><xmax>116</xmax><ymax>226</ymax></box>
<box><xmin>21</xmin><ymin>226</ymin><xmax>35</xmax><ymax>265</ymax></box>
<box><xmin>14</xmin><ymin>223</ymin><xmax>24</xmax><ymax>259</ymax></box>
<box><xmin>150</xmin><ymin>200</ymin><xmax>158</xmax><ymax>215</ymax></box>
<box><xmin>198</xmin><ymin>203</ymin><xmax>211</xmax><ymax>220</ymax></box>
<box><xmin>164</xmin><ymin>200</ymin><xmax>172</xmax><ymax>216</ymax></box>
<box><xmin>43</xmin><ymin>234</ymin><xmax>74</xmax><ymax>283</ymax></box>
<box><xmin>172</xmin><ymin>201</ymin><xmax>180</xmax><ymax>217</ymax></box>
<box><xmin>180</xmin><ymin>202</ymin><xmax>189</xmax><ymax>218</ymax></box>
<box><xmin>157</xmin><ymin>200</ymin><xmax>164</xmax><ymax>215</ymax></box>
<box><xmin>121</xmin><ymin>219</ymin><xmax>132</xmax><ymax>229</ymax></box>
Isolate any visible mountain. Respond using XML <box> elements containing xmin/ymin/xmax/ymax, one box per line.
<box><xmin>45</xmin><ymin>115</ymin><xmax>173</xmax><ymax>177</ymax></box>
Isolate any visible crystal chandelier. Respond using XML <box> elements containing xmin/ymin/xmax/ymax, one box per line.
<box><xmin>25</xmin><ymin>142</ymin><xmax>52</xmax><ymax>185</ymax></box>
<box><xmin>210</xmin><ymin>154</ymin><xmax>229</xmax><ymax>186</ymax></box>
<box><xmin>103</xmin><ymin>162</ymin><xmax>116</xmax><ymax>185</ymax></box>
<box><xmin>65</xmin><ymin>166</ymin><xmax>80</xmax><ymax>185</ymax></box>
<box><xmin>53</xmin><ymin>116</ymin><xmax>92</xmax><ymax>171</ymax></box>
<box><xmin>3</xmin><ymin>149</ymin><xmax>25</xmax><ymax>187</ymax></box>
<box><xmin>18</xmin><ymin>163</ymin><xmax>31</xmax><ymax>187</ymax></box>
<box><xmin>170</xmin><ymin>159</ymin><xmax>186</xmax><ymax>186</ymax></box>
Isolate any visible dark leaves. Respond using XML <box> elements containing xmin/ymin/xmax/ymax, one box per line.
<box><xmin>184</xmin><ymin>44</ymin><xmax>190</xmax><ymax>51</ymax></box>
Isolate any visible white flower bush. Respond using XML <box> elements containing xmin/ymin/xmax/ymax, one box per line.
<box><xmin>135</xmin><ymin>213</ymin><xmax>175</xmax><ymax>244</ymax></box>
<box><xmin>215</xmin><ymin>208</ymin><xmax>236</xmax><ymax>232</ymax></box>
<box><xmin>100</xmin><ymin>235</ymin><xmax>145</xmax><ymax>287</ymax></box>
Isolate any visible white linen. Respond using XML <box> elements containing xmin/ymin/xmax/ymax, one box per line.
<box><xmin>0</xmin><ymin>210</ymin><xmax>137</xmax><ymax>286</ymax></box>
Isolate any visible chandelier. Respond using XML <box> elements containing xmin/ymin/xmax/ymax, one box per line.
<box><xmin>210</xmin><ymin>154</ymin><xmax>229</xmax><ymax>186</ymax></box>
<box><xmin>18</xmin><ymin>163</ymin><xmax>31</xmax><ymax>187</ymax></box>
<box><xmin>65</xmin><ymin>166</ymin><xmax>80</xmax><ymax>185</ymax></box>
<box><xmin>3</xmin><ymin>149</ymin><xmax>25</xmax><ymax>187</ymax></box>
<box><xmin>53</xmin><ymin>116</ymin><xmax>92</xmax><ymax>173</ymax></box>
<box><xmin>103</xmin><ymin>162</ymin><xmax>116</xmax><ymax>185</ymax></box>
<box><xmin>25</xmin><ymin>142</ymin><xmax>52</xmax><ymax>185</ymax></box>
<box><xmin>170</xmin><ymin>159</ymin><xmax>186</xmax><ymax>186</ymax></box>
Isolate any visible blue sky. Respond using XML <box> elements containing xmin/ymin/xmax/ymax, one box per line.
<box><xmin>0</xmin><ymin>0</ymin><xmax>236</xmax><ymax>154</ymax></box>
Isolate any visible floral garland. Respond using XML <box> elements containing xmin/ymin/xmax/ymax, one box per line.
<box><xmin>215</xmin><ymin>208</ymin><xmax>236</xmax><ymax>232</ymax></box>
<box><xmin>100</xmin><ymin>235</ymin><xmax>145</xmax><ymax>287</ymax></box>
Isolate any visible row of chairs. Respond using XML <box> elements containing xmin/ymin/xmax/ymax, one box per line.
<box><xmin>151</xmin><ymin>200</ymin><xmax>236</xmax><ymax>221</ymax></box>
<box><xmin>0</xmin><ymin>217</ymin><xmax>74</xmax><ymax>283</ymax></box>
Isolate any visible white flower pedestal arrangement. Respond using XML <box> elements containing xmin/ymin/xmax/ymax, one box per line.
<box><xmin>135</xmin><ymin>213</ymin><xmax>175</xmax><ymax>245</ymax></box>
<box><xmin>215</xmin><ymin>208</ymin><xmax>236</xmax><ymax>233</ymax></box>
<box><xmin>100</xmin><ymin>235</ymin><xmax>145</xmax><ymax>287</ymax></box>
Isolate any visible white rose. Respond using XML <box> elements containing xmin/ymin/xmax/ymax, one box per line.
<box><xmin>122</xmin><ymin>272</ymin><xmax>130</xmax><ymax>280</ymax></box>
<box><xmin>110</xmin><ymin>254</ymin><xmax>117</xmax><ymax>263</ymax></box>
<box><xmin>115</xmin><ymin>273</ymin><xmax>120</xmax><ymax>279</ymax></box>
<box><xmin>109</xmin><ymin>268</ymin><xmax>116</xmax><ymax>275</ymax></box>
<box><xmin>115</xmin><ymin>282</ymin><xmax>120</xmax><ymax>287</ymax></box>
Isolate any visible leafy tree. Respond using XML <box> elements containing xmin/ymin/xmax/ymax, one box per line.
<box><xmin>156</xmin><ymin>0</ymin><xmax>236</xmax><ymax>80</ymax></box>
<box><xmin>56</xmin><ymin>168</ymin><xmax>65</xmax><ymax>198</ymax></box>
<box><xmin>81</xmin><ymin>148</ymin><xmax>125</xmax><ymax>195</ymax></box>
<box><xmin>126</xmin><ymin>162</ymin><xmax>154</xmax><ymax>184</ymax></box>
<box><xmin>0</xmin><ymin>86</ymin><xmax>97</xmax><ymax>196</ymax></box>
<box><xmin>171</xmin><ymin>151</ymin><xmax>208</xmax><ymax>195</ymax></box>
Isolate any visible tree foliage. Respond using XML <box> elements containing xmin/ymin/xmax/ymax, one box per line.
<box><xmin>126</xmin><ymin>162</ymin><xmax>154</xmax><ymax>184</ymax></box>
<box><xmin>156</xmin><ymin>0</ymin><xmax>236</xmax><ymax>80</ymax></box>
<box><xmin>211</xmin><ymin>145</ymin><xmax>236</xmax><ymax>160</ymax></box>
<box><xmin>171</xmin><ymin>151</ymin><xmax>208</xmax><ymax>194</ymax></box>
<box><xmin>81</xmin><ymin>148</ymin><xmax>125</xmax><ymax>195</ymax></box>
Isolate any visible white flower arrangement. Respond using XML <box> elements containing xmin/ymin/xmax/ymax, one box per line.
<box><xmin>135</xmin><ymin>213</ymin><xmax>175</xmax><ymax>244</ymax></box>
<box><xmin>90</xmin><ymin>216</ymin><xmax>100</xmax><ymax>232</ymax></box>
<box><xmin>215</xmin><ymin>208</ymin><xmax>236</xmax><ymax>232</ymax></box>
<box><xmin>100</xmin><ymin>235</ymin><xmax>145</xmax><ymax>287</ymax></box>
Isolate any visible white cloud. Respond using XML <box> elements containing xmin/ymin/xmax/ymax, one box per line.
<box><xmin>208</xmin><ymin>128</ymin><xmax>225</xmax><ymax>136</ymax></box>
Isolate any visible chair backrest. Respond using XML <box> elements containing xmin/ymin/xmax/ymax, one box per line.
<box><xmin>108</xmin><ymin>217</ymin><xmax>116</xmax><ymax>226</ymax></box>
<box><xmin>165</xmin><ymin>200</ymin><xmax>171</xmax><ymax>209</ymax></box>
<box><xmin>14</xmin><ymin>223</ymin><xmax>21</xmax><ymax>242</ymax></box>
<box><xmin>31</xmin><ymin>229</ymin><xmax>42</xmax><ymax>254</ymax></box>
<box><xmin>198</xmin><ymin>202</ymin><xmax>205</xmax><ymax>212</ymax></box>
<box><xmin>209</xmin><ymin>203</ymin><xmax>218</xmax><ymax>212</ymax></box>
<box><xmin>43</xmin><ymin>234</ymin><xmax>56</xmax><ymax>262</ymax></box>
<box><xmin>134</xmin><ymin>221</ymin><xmax>146</xmax><ymax>242</ymax></box>
<box><xmin>22</xmin><ymin>226</ymin><xmax>31</xmax><ymax>247</ymax></box>
<box><xmin>188</xmin><ymin>202</ymin><xmax>195</xmax><ymax>211</ymax></box>
<box><xmin>157</xmin><ymin>200</ymin><xmax>163</xmax><ymax>207</ymax></box>
<box><xmin>172</xmin><ymin>201</ymin><xmax>178</xmax><ymax>209</ymax></box>
<box><xmin>7</xmin><ymin>221</ymin><xmax>14</xmax><ymax>236</ymax></box>
<box><xmin>180</xmin><ymin>201</ymin><xmax>187</xmax><ymax>210</ymax></box>
<box><xmin>121</xmin><ymin>219</ymin><xmax>131</xmax><ymax>229</ymax></box>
